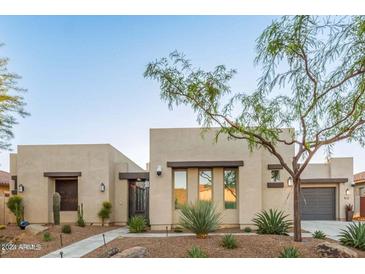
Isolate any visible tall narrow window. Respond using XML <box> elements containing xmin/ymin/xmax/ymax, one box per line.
<box><xmin>199</xmin><ymin>169</ymin><xmax>212</xmax><ymax>201</ymax></box>
<box><xmin>224</xmin><ymin>169</ymin><xmax>237</xmax><ymax>209</ymax></box>
<box><xmin>174</xmin><ymin>170</ymin><xmax>187</xmax><ymax>209</ymax></box>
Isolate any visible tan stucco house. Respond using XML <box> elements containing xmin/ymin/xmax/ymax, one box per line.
<box><xmin>354</xmin><ymin>171</ymin><xmax>365</xmax><ymax>218</ymax></box>
<box><xmin>8</xmin><ymin>128</ymin><xmax>354</xmax><ymax>229</ymax></box>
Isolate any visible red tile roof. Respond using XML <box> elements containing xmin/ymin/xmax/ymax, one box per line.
<box><xmin>354</xmin><ymin>171</ymin><xmax>365</xmax><ymax>183</ymax></box>
<box><xmin>0</xmin><ymin>170</ymin><xmax>11</xmax><ymax>186</ymax></box>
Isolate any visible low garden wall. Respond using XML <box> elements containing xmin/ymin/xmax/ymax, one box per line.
<box><xmin>0</xmin><ymin>194</ymin><xmax>14</xmax><ymax>225</ymax></box>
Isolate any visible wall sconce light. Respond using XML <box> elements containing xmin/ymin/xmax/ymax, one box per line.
<box><xmin>287</xmin><ymin>177</ymin><xmax>293</xmax><ymax>187</ymax></box>
<box><xmin>345</xmin><ymin>188</ymin><xmax>350</xmax><ymax>196</ymax></box>
<box><xmin>18</xmin><ymin>184</ymin><xmax>25</xmax><ymax>193</ymax></box>
<box><xmin>156</xmin><ymin>165</ymin><xmax>162</xmax><ymax>176</ymax></box>
<box><xmin>100</xmin><ymin>182</ymin><xmax>105</xmax><ymax>192</ymax></box>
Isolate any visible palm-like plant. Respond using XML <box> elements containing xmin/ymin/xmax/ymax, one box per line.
<box><xmin>252</xmin><ymin>209</ymin><xmax>292</xmax><ymax>235</ymax></box>
<box><xmin>279</xmin><ymin>247</ymin><xmax>300</xmax><ymax>258</ymax></box>
<box><xmin>179</xmin><ymin>200</ymin><xmax>221</xmax><ymax>238</ymax></box>
<box><xmin>339</xmin><ymin>222</ymin><xmax>365</xmax><ymax>251</ymax></box>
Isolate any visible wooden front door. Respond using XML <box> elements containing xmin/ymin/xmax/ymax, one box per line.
<box><xmin>128</xmin><ymin>180</ymin><xmax>148</xmax><ymax>219</ymax></box>
<box><xmin>55</xmin><ymin>179</ymin><xmax>78</xmax><ymax>211</ymax></box>
<box><xmin>360</xmin><ymin>197</ymin><xmax>365</xmax><ymax>217</ymax></box>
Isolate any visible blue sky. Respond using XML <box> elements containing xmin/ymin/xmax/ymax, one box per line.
<box><xmin>0</xmin><ymin>16</ymin><xmax>364</xmax><ymax>173</ymax></box>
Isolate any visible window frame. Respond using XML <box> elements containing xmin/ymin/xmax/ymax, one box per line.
<box><xmin>223</xmin><ymin>168</ymin><xmax>238</xmax><ymax>209</ymax></box>
<box><xmin>270</xmin><ymin>169</ymin><xmax>281</xmax><ymax>182</ymax></box>
<box><xmin>198</xmin><ymin>168</ymin><xmax>213</xmax><ymax>201</ymax></box>
<box><xmin>173</xmin><ymin>169</ymin><xmax>188</xmax><ymax>210</ymax></box>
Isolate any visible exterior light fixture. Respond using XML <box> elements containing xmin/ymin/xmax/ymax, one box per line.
<box><xmin>287</xmin><ymin>177</ymin><xmax>293</xmax><ymax>187</ymax></box>
<box><xmin>156</xmin><ymin>165</ymin><xmax>162</xmax><ymax>176</ymax></box>
<box><xmin>345</xmin><ymin>188</ymin><xmax>350</xmax><ymax>196</ymax></box>
<box><xmin>18</xmin><ymin>184</ymin><xmax>25</xmax><ymax>193</ymax></box>
<box><xmin>100</xmin><ymin>182</ymin><xmax>105</xmax><ymax>192</ymax></box>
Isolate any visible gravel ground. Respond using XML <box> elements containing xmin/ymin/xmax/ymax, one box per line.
<box><xmin>0</xmin><ymin>224</ymin><xmax>117</xmax><ymax>258</ymax></box>
<box><xmin>85</xmin><ymin>234</ymin><xmax>365</xmax><ymax>258</ymax></box>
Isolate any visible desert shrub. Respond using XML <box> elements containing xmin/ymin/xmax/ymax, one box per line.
<box><xmin>173</xmin><ymin>226</ymin><xmax>183</xmax><ymax>233</ymax></box>
<box><xmin>187</xmin><ymin>246</ymin><xmax>208</xmax><ymax>258</ymax></box>
<box><xmin>128</xmin><ymin>215</ymin><xmax>147</xmax><ymax>233</ymax></box>
<box><xmin>61</xmin><ymin>224</ymin><xmax>72</xmax><ymax>234</ymax></box>
<box><xmin>252</xmin><ymin>209</ymin><xmax>291</xmax><ymax>235</ymax></box>
<box><xmin>279</xmin><ymin>247</ymin><xmax>300</xmax><ymax>258</ymax></box>
<box><xmin>76</xmin><ymin>204</ymin><xmax>85</xmax><ymax>227</ymax></box>
<box><xmin>179</xmin><ymin>200</ymin><xmax>221</xmax><ymax>238</ymax></box>
<box><xmin>339</xmin><ymin>222</ymin><xmax>365</xmax><ymax>251</ymax></box>
<box><xmin>0</xmin><ymin>225</ymin><xmax>6</xmax><ymax>230</ymax></box>
<box><xmin>43</xmin><ymin>232</ymin><xmax>53</xmax><ymax>241</ymax></box>
<box><xmin>312</xmin><ymin>230</ymin><xmax>326</xmax><ymax>239</ymax></box>
<box><xmin>221</xmin><ymin>234</ymin><xmax>237</xmax><ymax>249</ymax></box>
<box><xmin>243</xmin><ymin>227</ymin><xmax>252</xmax><ymax>233</ymax></box>
<box><xmin>98</xmin><ymin>201</ymin><xmax>112</xmax><ymax>226</ymax></box>
<box><xmin>6</xmin><ymin>195</ymin><xmax>24</xmax><ymax>226</ymax></box>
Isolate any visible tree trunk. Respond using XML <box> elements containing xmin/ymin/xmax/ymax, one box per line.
<box><xmin>293</xmin><ymin>177</ymin><xmax>302</xmax><ymax>242</ymax></box>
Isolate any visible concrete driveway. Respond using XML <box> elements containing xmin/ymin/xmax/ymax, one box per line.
<box><xmin>301</xmin><ymin>220</ymin><xmax>355</xmax><ymax>240</ymax></box>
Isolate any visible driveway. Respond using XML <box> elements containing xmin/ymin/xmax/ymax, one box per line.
<box><xmin>301</xmin><ymin>220</ymin><xmax>353</xmax><ymax>240</ymax></box>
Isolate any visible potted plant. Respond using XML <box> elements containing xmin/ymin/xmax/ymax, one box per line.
<box><xmin>345</xmin><ymin>204</ymin><xmax>354</xmax><ymax>222</ymax></box>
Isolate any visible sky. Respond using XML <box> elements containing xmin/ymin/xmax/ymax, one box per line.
<box><xmin>0</xmin><ymin>16</ymin><xmax>364</xmax><ymax>173</ymax></box>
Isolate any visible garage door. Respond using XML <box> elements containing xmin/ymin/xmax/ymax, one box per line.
<box><xmin>300</xmin><ymin>187</ymin><xmax>336</xmax><ymax>220</ymax></box>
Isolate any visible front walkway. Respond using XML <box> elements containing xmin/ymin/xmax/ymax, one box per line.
<box><xmin>301</xmin><ymin>220</ymin><xmax>354</xmax><ymax>240</ymax></box>
<box><xmin>42</xmin><ymin>227</ymin><xmax>129</xmax><ymax>258</ymax></box>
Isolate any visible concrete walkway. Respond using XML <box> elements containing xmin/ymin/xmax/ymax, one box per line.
<box><xmin>42</xmin><ymin>227</ymin><xmax>129</xmax><ymax>258</ymax></box>
<box><xmin>301</xmin><ymin>220</ymin><xmax>355</xmax><ymax>240</ymax></box>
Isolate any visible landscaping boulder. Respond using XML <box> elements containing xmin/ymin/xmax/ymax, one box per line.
<box><xmin>113</xmin><ymin>246</ymin><xmax>149</xmax><ymax>258</ymax></box>
<box><xmin>98</xmin><ymin>248</ymin><xmax>120</xmax><ymax>258</ymax></box>
<box><xmin>316</xmin><ymin>241</ymin><xmax>358</xmax><ymax>258</ymax></box>
<box><xmin>25</xmin><ymin>224</ymin><xmax>48</xmax><ymax>235</ymax></box>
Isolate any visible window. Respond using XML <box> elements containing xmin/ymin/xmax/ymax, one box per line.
<box><xmin>174</xmin><ymin>170</ymin><xmax>187</xmax><ymax>209</ymax></box>
<box><xmin>199</xmin><ymin>169</ymin><xmax>212</xmax><ymax>201</ymax></box>
<box><xmin>271</xmin><ymin>169</ymin><xmax>280</xmax><ymax>182</ymax></box>
<box><xmin>55</xmin><ymin>179</ymin><xmax>78</xmax><ymax>211</ymax></box>
<box><xmin>224</xmin><ymin>169</ymin><xmax>237</xmax><ymax>209</ymax></box>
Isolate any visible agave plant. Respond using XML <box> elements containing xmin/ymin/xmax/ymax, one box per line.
<box><xmin>252</xmin><ymin>209</ymin><xmax>292</xmax><ymax>235</ymax></box>
<box><xmin>187</xmin><ymin>246</ymin><xmax>208</xmax><ymax>258</ymax></box>
<box><xmin>312</xmin><ymin>230</ymin><xmax>326</xmax><ymax>239</ymax></box>
<box><xmin>179</xmin><ymin>200</ymin><xmax>221</xmax><ymax>238</ymax></box>
<box><xmin>279</xmin><ymin>247</ymin><xmax>300</xmax><ymax>258</ymax></box>
<box><xmin>339</xmin><ymin>222</ymin><xmax>365</xmax><ymax>251</ymax></box>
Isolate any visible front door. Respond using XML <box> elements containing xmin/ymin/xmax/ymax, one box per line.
<box><xmin>360</xmin><ymin>197</ymin><xmax>365</xmax><ymax>217</ymax></box>
<box><xmin>128</xmin><ymin>180</ymin><xmax>149</xmax><ymax>220</ymax></box>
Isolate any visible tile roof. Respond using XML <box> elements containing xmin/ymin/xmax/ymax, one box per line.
<box><xmin>354</xmin><ymin>171</ymin><xmax>365</xmax><ymax>183</ymax></box>
<box><xmin>0</xmin><ymin>170</ymin><xmax>11</xmax><ymax>186</ymax></box>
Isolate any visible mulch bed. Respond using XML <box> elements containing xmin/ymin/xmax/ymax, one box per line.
<box><xmin>85</xmin><ymin>234</ymin><xmax>365</xmax><ymax>258</ymax></box>
<box><xmin>0</xmin><ymin>224</ymin><xmax>117</xmax><ymax>258</ymax></box>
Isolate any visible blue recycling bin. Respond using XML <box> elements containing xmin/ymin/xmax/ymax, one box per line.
<box><xmin>19</xmin><ymin>220</ymin><xmax>29</xmax><ymax>230</ymax></box>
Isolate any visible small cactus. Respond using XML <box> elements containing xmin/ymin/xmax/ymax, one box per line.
<box><xmin>77</xmin><ymin>203</ymin><xmax>85</xmax><ymax>227</ymax></box>
<box><xmin>53</xmin><ymin>192</ymin><xmax>61</xmax><ymax>225</ymax></box>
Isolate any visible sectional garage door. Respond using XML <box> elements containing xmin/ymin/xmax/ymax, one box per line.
<box><xmin>300</xmin><ymin>187</ymin><xmax>336</xmax><ymax>220</ymax></box>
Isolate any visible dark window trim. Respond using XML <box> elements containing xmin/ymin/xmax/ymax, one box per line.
<box><xmin>301</xmin><ymin>178</ymin><xmax>348</xmax><ymax>184</ymax></box>
<box><xmin>119</xmin><ymin>172</ymin><xmax>149</xmax><ymax>180</ymax></box>
<box><xmin>267</xmin><ymin>182</ymin><xmax>284</xmax><ymax>188</ymax></box>
<box><xmin>44</xmin><ymin>172</ymin><xmax>81</xmax><ymax>178</ymax></box>
<box><xmin>167</xmin><ymin>161</ymin><xmax>244</xmax><ymax>168</ymax></box>
<box><xmin>267</xmin><ymin>164</ymin><xmax>283</xmax><ymax>170</ymax></box>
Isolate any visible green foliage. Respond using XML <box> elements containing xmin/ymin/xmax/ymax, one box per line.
<box><xmin>6</xmin><ymin>195</ymin><xmax>24</xmax><ymax>226</ymax></box>
<box><xmin>187</xmin><ymin>246</ymin><xmax>208</xmax><ymax>258</ymax></box>
<box><xmin>179</xmin><ymin>201</ymin><xmax>221</xmax><ymax>238</ymax></box>
<box><xmin>98</xmin><ymin>201</ymin><xmax>112</xmax><ymax>226</ymax></box>
<box><xmin>279</xmin><ymin>247</ymin><xmax>300</xmax><ymax>258</ymax></box>
<box><xmin>221</xmin><ymin>234</ymin><xmax>237</xmax><ymax>249</ymax></box>
<box><xmin>53</xmin><ymin>192</ymin><xmax>61</xmax><ymax>225</ymax></box>
<box><xmin>173</xmin><ymin>226</ymin><xmax>183</xmax><ymax>233</ymax></box>
<box><xmin>61</xmin><ymin>224</ymin><xmax>71</xmax><ymax>234</ymax></box>
<box><xmin>253</xmin><ymin>209</ymin><xmax>292</xmax><ymax>235</ymax></box>
<box><xmin>43</xmin><ymin>232</ymin><xmax>52</xmax><ymax>242</ymax></box>
<box><xmin>128</xmin><ymin>215</ymin><xmax>147</xmax><ymax>233</ymax></box>
<box><xmin>312</xmin><ymin>230</ymin><xmax>326</xmax><ymax>239</ymax></box>
<box><xmin>243</xmin><ymin>227</ymin><xmax>252</xmax><ymax>233</ymax></box>
<box><xmin>0</xmin><ymin>45</ymin><xmax>29</xmax><ymax>150</ymax></box>
<box><xmin>339</xmin><ymin>222</ymin><xmax>365</xmax><ymax>251</ymax></box>
<box><xmin>76</xmin><ymin>203</ymin><xmax>85</xmax><ymax>227</ymax></box>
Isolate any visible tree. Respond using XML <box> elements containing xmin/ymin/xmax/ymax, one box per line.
<box><xmin>144</xmin><ymin>16</ymin><xmax>365</xmax><ymax>242</ymax></box>
<box><xmin>0</xmin><ymin>44</ymin><xmax>28</xmax><ymax>150</ymax></box>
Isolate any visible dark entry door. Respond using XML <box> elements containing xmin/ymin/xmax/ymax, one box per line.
<box><xmin>55</xmin><ymin>179</ymin><xmax>78</xmax><ymax>211</ymax></box>
<box><xmin>360</xmin><ymin>197</ymin><xmax>365</xmax><ymax>217</ymax></box>
<box><xmin>300</xmin><ymin>187</ymin><xmax>336</xmax><ymax>220</ymax></box>
<box><xmin>128</xmin><ymin>180</ymin><xmax>148</xmax><ymax>219</ymax></box>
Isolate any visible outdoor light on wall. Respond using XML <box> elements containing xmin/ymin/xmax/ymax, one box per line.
<box><xmin>100</xmin><ymin>182</ymin><xmax>105</xmax><ymax>192</ymax></box>
<box><xmin>156</xmin><ymin>165</ymin><xmax>162</xmax><ymax>176</ymax></box>
<box><xmin>345</xmin><ymin>188</ymin><xmax>350</xmax><ymax>196</ymax></box>
<box><xmin>287</xmin><ymin>177</ymin><xmax>293</xmax><ymax>187</ymax></box>
<box><xmin>18</xmin><ymin>184</ymin><xmax>24</xmax><ymax>193</ymax></box>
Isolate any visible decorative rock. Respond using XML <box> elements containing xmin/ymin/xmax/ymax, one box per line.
<box><xmin>316</xmin><ymin>241</ymin><xmax>358</xmax><ymax>258</ymax></box>
<box><xmin>113</xmin><ymin>246</ymin><xmax>149</xmax><ymax>258</ymax></box>
<box><xmin>98</xmin><ymin>247</ymin><xmax>120</xmax><ymax>258</ymax></box>
<box><xmin>25</xmin><ymin>224</ymin><xmax>48</xmax><ymax>235</ymax></box>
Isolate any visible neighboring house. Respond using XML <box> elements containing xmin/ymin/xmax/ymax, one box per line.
<box><xmin>0</xmin><ymin>170</ymin><xmax>11</xmax><ymax>194</ymax></box>
<box><xmin>9</xmin><ymin>128</ymin><xmax>354</xmax><ymax>227</ymax></box>
<box><xmin>354</xmin><ymin>171</ymin><xmax>365</xmax><ymax>218</ymax></box>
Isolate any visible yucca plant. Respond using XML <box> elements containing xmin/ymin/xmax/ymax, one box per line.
<box><xmin>279</xmin><ymin>247</ymin><xmax>300</xmax><ymax>258</ymax></box>
<box><xmin>128</xmin><ymin>215</ymin><xmax>147</xmax><ymax>233</ymax></box>
<box><xmin>221</xmin><ymin>234</ymin><xmax>237</xmax><ymax>249</ymax></box>
<box><xmin>312</xmin><ymin>230</ymin><xmax>326</xmax><ymax>239</ymax></box>
<box><xmin>179</xmin><ymin>201</ymin><xmax>221</xmax><ymax>238</ymax></box>
<box><xmin>339</xmin><ymin>222</ymin><xmax>365</xmax><ymax>251</ymax></box>
<box><xmin>187</xmin><ymin>246</ymin><xmax>208</xmax><ymax>258</ymax></box>
<box><xmin>252</xmin><ymin>209</ymin><xmax>292</xmax><ymax>235</ymax></box>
